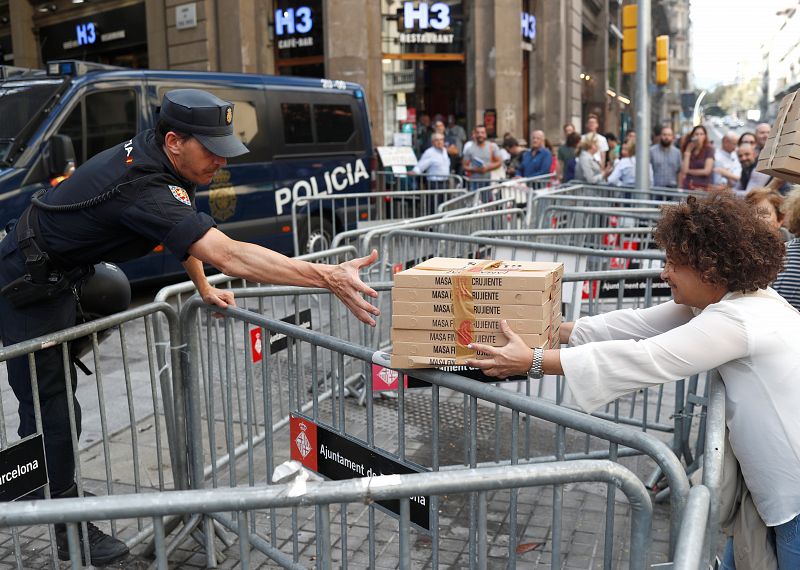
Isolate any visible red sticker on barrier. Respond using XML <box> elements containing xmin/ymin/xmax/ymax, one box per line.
<box><xmin>372</xmin><ymin>364</ymin><xmax>406</xmax><ymax>391</ymax></box>
<box><xmin>582</xmin><ymin>280</ymin><xmax>599</xmax><ymax>300</ymax></box>
<box><xmin>250</xmin><ymin>327</ymin><xmax>263</xmax><ymax>363</ymax></box>
<box><xmin>290</xmin><ymin>416</ymin><xmax>318</xmax><ymax>471</ymax></box>
<box><xmin>392</xmin><ymin>263</ymin><xmax>404</xmax><ymax>275</ymax></box>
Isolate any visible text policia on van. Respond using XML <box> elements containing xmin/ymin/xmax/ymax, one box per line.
<box><xmin>274</xmin><ymin>159</ymin><xmax>370</xmax><ymax>216</ymax></box>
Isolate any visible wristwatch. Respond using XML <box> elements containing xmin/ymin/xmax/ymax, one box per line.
<box><xmin>528</xmin><ymin>347</ymin><xmax>544</xmax><ymax>379</ymax></box>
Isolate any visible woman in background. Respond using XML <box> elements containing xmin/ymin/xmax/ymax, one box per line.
<box><xmin>679</xmin><ymin>125</ymin><xmax>715</xmax><ymax>190</ymax></box>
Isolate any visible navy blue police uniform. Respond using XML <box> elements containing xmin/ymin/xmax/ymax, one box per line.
<box><xmin>0</xmin><ymin>89</ymin><xmax>247</xmax><ymax>564</ymax></box>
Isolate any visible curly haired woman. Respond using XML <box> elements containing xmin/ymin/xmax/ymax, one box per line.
<box><xmin>467</xmin><ymin>193</ymin><xmax>800</xmax><ymax>568</ymax></box>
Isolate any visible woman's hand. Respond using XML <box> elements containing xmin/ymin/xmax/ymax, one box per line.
<box><xmin>465</xmin><ymin>320</ymin><xmax>534</xmax><ymax>378</ymax></box>
<box><xmin>323</xmin><ymin>249</ymin><xmax>380</xmax><ymax>326</ymax></box>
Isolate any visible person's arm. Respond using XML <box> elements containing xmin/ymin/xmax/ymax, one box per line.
<box><xmin>486</xmin><ymin>144</ymin><xmax>503</xmax><ymax>172</ymax></box>
<box><xmin>587</xmin><ymin>159</ymin><xmax>606</xmax><ymax>184</ymax></box>
<box><xmin>188</xmin><ymin>228</ymin><xmax>380</xmax><ymax>325</ymax></box>
<box><xmin>686</xmin><ymin>156</ymin><xmax>714</xmax><ymax>177</ymax></box>
<box><xmin>182</xmin><ymin>255</ymin><xmax>236</xmax><ymax>308</ymax></box>
<box><xmin>606</xmin><ymin>161</ymin><xmax>623</xmax><ymax>186</ymax></box>
<box><xmin>713</xmin><ymin>166</ymin><xmax>740</xmax><ymax>185</ymax></box>
<box><xmin>467</xmin><ymin>303</ymin><xmax>747</xmax><ymax>412</ymax></box>
<box><xmin>568</xmin><ymin>300</ymin><xmax>694</xmax><ymax>345</ymax></box>
<box><xmin>414</xmin><ymin>149</ymin><xmax>433</xmax><ymax>174</ymax></box>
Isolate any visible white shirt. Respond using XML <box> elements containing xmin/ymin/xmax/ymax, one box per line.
<box><xmin>413</xmin><ymin>145</ymin><xmax>451</xmax><ymax>181</ymax></box>
<box><xmin>606</xmin><ymin>156</ymin><xmax>653</xmax><ymax>186</ymax></box>
<box><xmin>713</xmin><ymin>148</ymin><xmax>742</xmax><ymax>186</ymax></box>
<box><xmin>561</xmin><ymin>289</ymin><xmax>800</xmax><ymax>526</ymax></box>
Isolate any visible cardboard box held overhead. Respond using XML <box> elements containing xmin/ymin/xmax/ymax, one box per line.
<box><xmin>757</xmin><ymin>89</ymin><xmax>800</xmax><ymax>184</ymax></box>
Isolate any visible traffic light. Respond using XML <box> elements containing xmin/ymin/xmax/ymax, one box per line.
<box><xmin>655</xmin><ymin>35</ymin><xmax>669</xmax><ymax>85</ymax></box>
<box><xmin>622</xmin><ymin>4</ymin><xmax>637</xmax><ymax>75</ymax></box>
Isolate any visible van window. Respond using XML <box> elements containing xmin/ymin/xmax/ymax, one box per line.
<box><xmin>274</xmin><ymin>92</ymin><xmax>362</xmax><ymax>155</ymax></box>
<box><xmin>281</xmin><ymin>103</ymin><xmax>313</xmax><ymax>144</ymax></box>
<box><xmin>57</xmin><ymin>89</ymin><xmax>138</xmax><ymax>165</ymax></box>
<box><xmin>314</xmin><ymin>104</ymin><xmax>355</xmax><ymax>143</ymax></box>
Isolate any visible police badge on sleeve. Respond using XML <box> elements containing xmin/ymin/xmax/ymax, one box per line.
<box><xmin>169</xmin><ymin>185</ymin><xmax>191</xmax><ymax>206</ymax></box>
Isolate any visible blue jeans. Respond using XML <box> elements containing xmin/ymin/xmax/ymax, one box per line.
<box><xmin>720</xmin><ymin>513</ymin><xmax>800</xmax><ymax>569</ymax></box>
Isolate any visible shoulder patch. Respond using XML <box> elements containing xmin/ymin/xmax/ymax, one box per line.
<box><xmin>169</xmin><ymin>185</ymin><xmax>191</xmax><ymax>206</ymax></box>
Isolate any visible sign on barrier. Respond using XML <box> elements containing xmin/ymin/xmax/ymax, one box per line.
<box><xmin>250</xmin><ymin>309</ymin><xmax>314</xmax><ymax>362</ymax></box>
<box><xmin>290</xmin><ymin>414</ymin><xmax>430</xmax><ymax>530</ymax></box>
<box><xmin>0</xmin><ymin>434</ymin><xmax>48</xmax><ymax>502</ymax></box>
<box><xmin>371</xmin><ymin>364</ymin><xmax>429</xmax><ymax>391</ymax></box>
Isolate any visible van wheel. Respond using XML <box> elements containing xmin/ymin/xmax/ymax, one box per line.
<box><xmin>300</xmin><ymin>218</ymin><xmax>334</xmax><ymax>256</ymax></box>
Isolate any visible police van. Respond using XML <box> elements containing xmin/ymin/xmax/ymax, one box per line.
<box><xmin>0</xmin><ymin>60</ymin><xmax>373</xmax><ymax>281</ymax></box>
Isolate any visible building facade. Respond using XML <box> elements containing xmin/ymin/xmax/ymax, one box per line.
<box><xmin>763</xmin><ymin>3</ymin><xmax>800</xmax><ymax>121</ymax></box>
<box><xmin>651</xmin><ymin>0</ymin><xmax>691</xmax><ymax>134</ymax></box>
<box><xmin>1</xmin><ymin>0</ymin><xmax>679</xmax><ymax>147</ymax></box>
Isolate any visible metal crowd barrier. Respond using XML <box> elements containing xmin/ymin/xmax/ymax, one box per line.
<box><xmin>437</xmin><ymin>173</ymin><xmax>558</xmax><ymax>213</ymax></box>
<box><xmin>377</xmin><ymin>230</ymin><xmax>665</xmax><ymax>295</ymax></box>
<box><xmin>473</xmin><ymin>226</ymin><xmax>658</xmax><ymax>251</ymax></box>
<box><xmin>374</xmin><ymin>169</ymin><xmax>464</xmax><ymax>193</ymax></box>
<box><xmin>536</xmin><ymin>204</ymin><xmax>662</xmax><ymax>231</ymax></box>
<box><xmin>551</xmin><ymin>182</ymin><xmax>701</xmax><ymax>201</ymax></box>
<box><xmin>0</xmin><ymin>303</ymin><xmax>185</xmax><ymax>568</ymax></box>
<box><xmin>291</xmin><ymin>188</ymin><xmax>468</xmax><ymax>256</ymax></box>
<box><xmin>331</xmin><ymin>206</ymin><xmax>526</xmax><ymax>259</ymax></box>
<box><xmin>178</xmin><ymin>293</ymin><xmax>691</xmax><ymax>568</ymax></box>
<box><xmin>0</xmin><ymin>273</ymin><xmax>727</xmax><ymax>568</ymax></box>
<box><xmin>672</xmin><ymin>485</ymin><xmax>712</xmax><ymax>570</ymax></box>
<box><xmin>0</xmin><ymin>461</ymin><xmax>652</xmax><ymax>570</ymax></box>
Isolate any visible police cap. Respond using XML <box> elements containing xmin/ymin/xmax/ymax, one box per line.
<box><xmin>160</xmin><ymin>89</ymin><xmax>249</xmax><ymax>158</ymax></box>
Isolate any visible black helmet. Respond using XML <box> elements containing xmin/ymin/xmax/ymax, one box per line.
<box><xmin>78</xmin><ymin>262</ymin><xmax>131</xmax><ymax>318</ymax></box>
<box><xmin>71</xmin><ymin>263</ymin><xmax>131</xmax><ymax>368</ymax></box>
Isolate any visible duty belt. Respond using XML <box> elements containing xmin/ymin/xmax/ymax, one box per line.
<box><xmin>0</xmin><ymin>205</ymin><xmax>89</xmax><ymax>308</ymax></box>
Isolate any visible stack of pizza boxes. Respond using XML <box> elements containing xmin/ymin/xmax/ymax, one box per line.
<box><xmin>390</xmin><ymin>258</ymin><xmax>563</xmax><ymax>370</ymax></box>
<box><xmin>758</xmin><ymin>87</ymin><xmax>800</xmax><ymax>183</ymax></box>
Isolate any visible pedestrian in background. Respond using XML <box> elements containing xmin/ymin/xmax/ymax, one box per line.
<box><xmin>413</xmin><ymin>133</ymin><xmax>451</xmax><ymax>188</ymax></box>
<box><xmin>415</xmin><ymin>113</ymin><xmax>433</xmax><ymax>156</ymax></box>
<box><xmin>735</xmin><ymin>144</ymin><xmax>771</xmax><ymax>195</ymax></box>
<box><xmin>582</xmin><ymin>114</ymin><xmax>609</xmax><ymax>166</ymax></box>
<box><xmin>650</xmin><ymin>126</ymin><xmax>682</xmax><ymax>188</ymax></box>
<box><xmin>713</xmin><ymin>132</ymin><xmax>742</xmax><ymax>188</ymax></box>
<box><xmin>462</xmin><ymin>124</ymin><xmax>503</xmax><ymax>189</ymax></box>
<box><xmin>755</xmin><ymin>123</ymin><xmax>772</xmax><ymax>154</ymax></box>
<box><xmin>744</xmin><ymin>186</ymin><xmax>790</xmax><ymax>240</ymax></box>
<box><xmin>679</xmin><ymin>125</ymin><xmax>714</xmax><ymax>190</ymax></box>
<box><xmin>605</xmin><ymin>132</ymin><xmax>619</xmax><ymax>166</ymax></box>
<box><xmin>574</xmin><ymin>134</ymin><xmax>608</xmax><ymax>184</ymax></box>
<box><xmin>773</xmin><ymin>188</ymin><xmax>800</xmax><ymax>310</ymax></box>
<box><xmin>503</xmin><ymin>136</ymin><xmax>525</xmax><ymax>177</ymax></box>
<box><xmin>738</xmin><ymin>132</ymin><xmax>757</xmax><ymax>147</ymax></box>
<box><xmin>561</xmin><ymin>132</ymin><xmax>581</xmax><ymax>183</ymax></box>
<box><xmin>606</xmin><ymin>141</ymin><xmax>652</xmax><ymax>187</ymax></box>
<box><xmin>518</xmin><ymin>130</ymin><xmax>553</xmax><ymax>178</ymax></box>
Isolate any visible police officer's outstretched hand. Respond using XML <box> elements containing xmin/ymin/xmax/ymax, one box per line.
<box><xmin>201</xmin><ymin>286</ymin><xmax>236</xmax><ymax>309</ymax></box>
<box><xmin>324</xmin><ymin>249</ymin><xmax>380</xmax><ymax>326</ymax></box>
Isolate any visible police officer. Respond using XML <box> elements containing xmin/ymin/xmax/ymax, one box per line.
<box><xmin>0</xmin><ymin>89</ymin><xmax>380</xmax><ymax>565</ymax></box>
